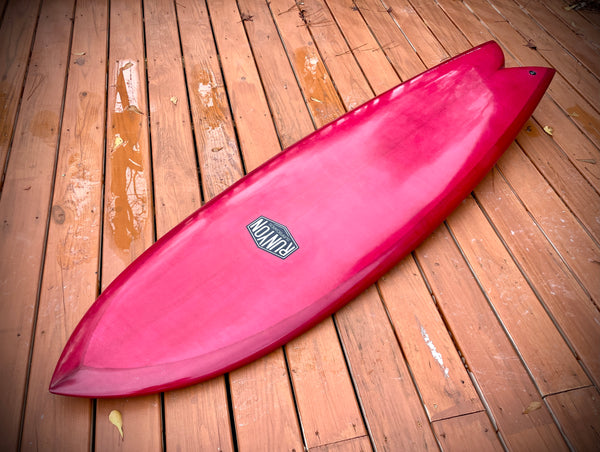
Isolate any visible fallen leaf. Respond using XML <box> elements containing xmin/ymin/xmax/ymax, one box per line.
<box><xmin>576</xmin><ymin>158</ymin><xmax>596</xmax><ymax>164</ymax></box>
<box><xmin>310</xmin><ymin>96</ymin><xmax>322</xmax><ymax>103</ymax></box>
<box><xmin>543</xmin><ymin>125</ymin><xmax>554</xmax><ymax>136</ymax></box>
<box><xmin>121</xmin><ymin>62</ymin><xmax>134</xmax><ymax>70</ymax></box>
<box><xmin>523</xmin><ymin>401</ymin><xmax>542</xmax><ymax>414</ymax></box>
<box><xmin>109</xmin><ymin>410</ymin><xmax>124</xmax><ymax>439</ymax></box>
<box><xmin>568</xmin><ymin>110</ymin><xmax>580</xmax><ymax>118</ymax></box>
<box><xmin>170</xmin><ymin>96</ymin><xmax>178</xmax><ymax>105</ymax></box>
<box><xmin>126</xmin><ymin>105</ymin><xmax>144</xmax><ymax>115</ymax></box>
<box><xmin>114</xmin><ymin>135</ymin><xmax>124</xmax><ymax>148</ymax></box>
<box><xmin>72</xmin><ymin>51</ymin><xmax>86</xmax><ymax>56</ymax></box>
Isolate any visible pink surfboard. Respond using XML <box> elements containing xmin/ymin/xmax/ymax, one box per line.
<box><xmin>50</xmin><ymin>41</ymin><xmax>554</xmax><ymax>398</ymax></box>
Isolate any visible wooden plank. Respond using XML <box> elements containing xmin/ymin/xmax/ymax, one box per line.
<box><xmin>446</xmin><ymin>196</ymin><xmax>590</xmax><ymax>395</ymax></box>
<box><xmin>94</xmin><ymin>0</ymin><xmax>161</xmax><ymax>449</ymax></box>
<box><xmin>0</xmin><ymin>0</ymin><xmax>74</xmax><ymax>450</ymax></box>
<box><xmin>378</xmin><ymin>257</ymin><xmax>484</xmax><ymax>421</ymax></box>
<box><xmin>297</xmin><ymin>0</ymin><xmax>373</xmax><ymax>110</ymax></box>
<box><xmin>453</xmin><ymin>0</ymin><xmax>600</xmax><ymax>151</ymax></box>
<box><xmin>381</xmin><ymin>0</ymin><xmax>450</xmax><ymax>67</ymax></box>
<box><xmin>475</xmin><ymin>161</ymin><xmax>600</xmax><ymax>385</ymax></box>
<box><xmin>546</xmin><ymin>386</ymin><xmax>600</xmax><ymax>450</ymax></box>
<box><xmin>496</xmin><ymin>142</ymin><xmax>600</xmax><ymax>296</ymax></box>
<box><xmin>269</xmin><ymin>0</ymin><xmax>345</xmax><ymax>126</ymax></box>
<box><xmin>177</xmin><ymin>0</ymin><xmax>244</xmax><ymax>200</ymax></box>
<box><xmin>20</xmin><ymin>0</ymin><xmax>107</xmax><ymax>450</ymax></box>
<box><xmin>407</xmin><ymin>0</ymin><xmax>472</xmax><ymax>56</ymax></box>
<box><xmin>310</xmin><ymin>435</ymin><xmax>372</xmax><ymax>452</ymax></box>
<box><xmin>415</xmin><ymin>0</ymin><xmax>600</xmax><ymax>193</ymax></box>
<box><xmin>431</xmin><ymin>411</ymin><xmax>504</xmax><ymax>451</ymax></box>
<box><xmin>207</xmin><ymin>0</ymin><xmax>281</xmax><ymax>172</ymax></box>
<box><xmin>415</xmin><ymin>226</ymin><xmax>569</xmax><ymax>450</ymax></box>
<box><xmin>0</xmin><ymin>0</ymin><xmax>40</xmax><ymax>177</ymax></box>
<box><xmin>238</xmin><ymin>0</ymin><xmax>315</xmax><ymax>147</ymax></box>
<box><xmin>322</xmin><ymin>0</ymin><xmax>400</xmax><ymax>95</ymax></box>
<box><xmin>515</xmin><ymin>121</ymin><xmax>600</xmax><ymax>241</ymax></box>
<box><xmin>230</xmin><ymin>349</ymin><xmax>305</xmax><ymax>450</ymax></box>
<box><xmin>204</xmin><ymin>0</ymin><xmax>305</xmax><ymax>449</ymax></box>
<box><xmin>485</xmin><ymin>0</ymin><xmax>600</xmax><ymax>108</ymax></box>
<box><xmin>268</xmin><ymin>1</ymin><xmax>388</xmax><ymax>447</ymax></box>
<box><xmin>286</xmin><ymin>318</ymin><xmax>368</xmax><ymax>449</ymax></box>
<box><xmin>512</xmin><ymin>0</ymin><xmax>600</xmax><ymax>78</ymax></box>
<box><xmin>141</xmin><ymin>0</ymin><xmax>234</xmax><ymax>449</ymax></box>
<box><xmin>355</xmin><ymin>0</ymin><xmax>424</xmax><ymax>80</ymax></box>
<box><xmin>335</xmin><ymin>286</ymin><xmax>439</xmax><ymax>450</ymax></box>
<box><xmin>547</xmin><ymin>0</ymin><xmax>600</xmax><ymax>43</ymax></box>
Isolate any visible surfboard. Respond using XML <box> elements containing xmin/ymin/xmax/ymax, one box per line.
<box><xmin>50</xmin><ymin>41</ymin><xmax>554</xmax><ymax>398</ymax></box>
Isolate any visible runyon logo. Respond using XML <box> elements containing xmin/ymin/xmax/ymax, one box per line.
<box><xmin>247</xmin><ymin>216</ymin><xmax>299</xmax><ymax>259</ymax></box>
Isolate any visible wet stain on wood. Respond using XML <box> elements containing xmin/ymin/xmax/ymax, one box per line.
<box><xmin>192</xmin><ymin>65</ymin><xmax>243</xmax><ymax>199</ymax></box>
<box><xmin>108</xmin><ymin>60</ymin><xmax>148</xmax><ymax>253</ymax></box>
<box><xmin>294</xmin><ymin>47</ymin><xmax>342</xmax><ymax>126</ymax></box>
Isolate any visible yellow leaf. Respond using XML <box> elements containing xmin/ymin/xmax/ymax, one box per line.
<box><xmin>114</xmin><ymin>135</ymin><xmax>124</xmax><ymax>149</ymax></box>
<box><xmin>543</xmin><ymin>125</ymin><xmax>553</xmax><ymax>136</ymax></box>
<box><xmin>170</xmin><ymin>96</ymin><xmax>178</xmax><ymax>105</ymax></box>
<box><xmin>109</xmin><ymin>410</ymin><xmax>124</xmax><ymax>439</ymax></box>
<box><xmin>523</xmin><ymin>401</ymin><xmax>542</xmax><ymax>414</ymax></box>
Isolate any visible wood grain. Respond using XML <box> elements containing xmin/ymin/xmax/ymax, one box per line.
<box><xmin>0</xmin><ymin>0</ymin><xmax>40</xmax><ymax>176</ymax></box>
<box><xmin>20</xmin><ymin>0</ymin><xmax>107</xmax><ymax>449</ymax></box>
<box><xmin>0</xmin><ymin>0</ymin><xmax>74</xmax><ymax>450</ymax></box>
<box><xmin>432</xmin><ymin>411</ymin><xmax>504</xmax><ymax>451</ymax></box>
<box><xmin>416</xmin><ymin>226</ymin><xmax>569</xmax><ymax>450</ymax></box>
<box><xmin>95</xmin><ymin>0</ymin><xmax>161</xmax><ymax>449</ymax></box>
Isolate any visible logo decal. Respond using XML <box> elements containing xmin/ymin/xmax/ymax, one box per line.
<box><xmin>247</xmin><ymin>216</ymin><xmax>298</xmax><ymax>259</ymax></box>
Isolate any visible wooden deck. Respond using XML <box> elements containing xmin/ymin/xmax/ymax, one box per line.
<box><xmin>0</xmin><ymin>0</ymin><xmax>599</xmax><ymax>450</ymax></box>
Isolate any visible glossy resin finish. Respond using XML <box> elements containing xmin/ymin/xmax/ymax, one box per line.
<box><xmin>50</xmin><ymin>42</ymin><xmax>554</xmax><ymax>398</ymax></box>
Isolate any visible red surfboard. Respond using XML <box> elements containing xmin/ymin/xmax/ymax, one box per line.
<box><xmin>50</xmin><ymin>42</ymin><xmax>554</xmax><ymax>398</ymax></box>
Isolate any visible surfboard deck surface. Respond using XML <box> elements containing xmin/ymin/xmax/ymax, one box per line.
<box><xmin>50</xmin><ymin>41</ymin><xmax>554</xmax><ymax>398</ymax></box>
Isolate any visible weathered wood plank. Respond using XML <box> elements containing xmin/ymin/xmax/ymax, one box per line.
<box><xmin>230</xmin><ymin>349</ymin><xmax>305</xmax><ymax>451</ymax></box>
<box><xmin>475</xmin><ymin>161</ymin><xmax>600</xmax><ymax>386</ymax></box>
<box><xmin>207</xmin><ymin>0</ymin><xmax>281</xmax><ymax>172</ymax></box>
<box><xmin>20</xmin><ymin>0</ymin><xmax>107</xmax><ymax>450</ymax></box>
<box><xmin>511</xmin><ymin>0</ymin><xmax>600</xmax><ymax>79</ymax></box>
<box><xmin>416</xmin><ymin>226</ymin><xmax>569</xmax><ymax>450</ymax></box>
<box><xmin>451</xmin><ymin>0</ymin><xmax>600</xmax><ymax>151</ymax></box>
<box><xmin>322</xmin><ymin>0</ymin><xmax>400</xmax><ymax>95</ymax></box>
<box><xmin>310</xmin><ymin>435</ymin><xmax>373</xmax><ymax>452</ymax></box>
<box><xmin>141</xmin><ymin>0</ymin><xmax>234</xmax><ymax>449</ymax></box>
<box><xmin>262</xmin><ymin>1</ymin><xmax>374</xmax><ymax>448</ymax></box>
<box><xmin>269</xmin><ymin>0</ymin><xmax>345</xmax><ymax>126</ymax></box>
<box><xmin>381</xmin><ymin>0</ymin><xmax>450</xmax><ymax>67</ymax></box>
<box><xmin>178</xmin><ymin>0</ymin><xmax>244</xmax><ymax>200</ymax></box>
<box><xmin>355</xmin><ymin>0</ymin><xmax>424</xmax><ymax>80</ymax></box>
<box><xmin>335</xmin><ymin>286</ymin><xmax>439</xmax><ymax>450</ymax></box>
<box><xmin>546</xmin><ymin>386</ymin><xmax>600</xmax><ymax>451</ymax></box>
<box><xmin>238</xmin><ymin>0</ymin><xmax>315</xmax><ymax>147</ymax></box>
<box><xmin>0</xmin><ymin>0</ymin><xmax>40</xmax><ymax>179</ymax></box>
<box><xmin>446</xmin><ymin>196</ymin><xmax>590</xmax><ymax>395</ymax></box>
<box><xmin>204</xmin><ymin>0</ymin><xmax>306</xmax><ymax>448</ymax></box>
<box><xmin>431</xmin><ymin>411</ymin><xmax>504</xmax><ymax>451</ymax></box>
<box><xmin>298</xmin><ymin>0</ymin><xmax>373</xmax><ymax>110</ymax></box>
<box><xmin>95</xmin><ymin>0</ymin><xmax>161</xmax><ymax>449</ymax></box>
<box><xmin>0</xmin><ymin>0</ymin><xmax>73</xmax><ymax>450</ymax></box>
<box><xmin>378</xmin><ymin>257</ymin><xmax>484</xmax><ymax>422</ymax></box>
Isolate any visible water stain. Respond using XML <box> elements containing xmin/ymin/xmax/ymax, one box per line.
<box><xmin>193</xmin><ymin>66</ymin><xmax>243</xmax><ymax>199</ymax></box>
<box><xmin>29</xmin><ymin>110</ymin><xmax>59</xmax><ymax>144</ymax></box>
<box><xmin>293</xmin><ymin>47</ymin><xmax>341</xmax><ymax>126</ymax></box>
<box><xmin>108</xmin><ymin>60</ymin><xmax>148</xmax><ymax>253</ymax></box>
<box><xmin>566</xmin><ymin>105</ymin><xmax>600</xmax><ymax>142</ymax></box>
